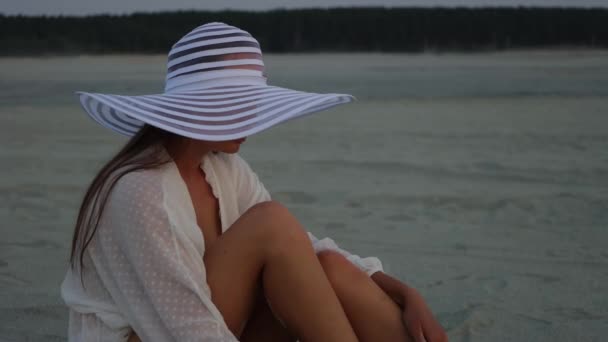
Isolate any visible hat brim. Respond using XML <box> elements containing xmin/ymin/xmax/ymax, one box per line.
<box><xmin>77</xmin><ymin>84</ymin><xmax>356</xmax><ymax>141</ymax></box>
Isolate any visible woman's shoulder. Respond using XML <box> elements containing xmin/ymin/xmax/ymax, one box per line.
<box><xmin>108</xmin><ymin>144</ymin><xmax>173</xmax><ymax>193</ymax></box>
<box><xmin>96</xmin><ymin>166</ymin><xmax>171</xmax><ymax>236</ymax></box>
<box><xmin>107</xmin><ymin>164</ymin><xmax>169</xmax><ymax>208</ymax></box>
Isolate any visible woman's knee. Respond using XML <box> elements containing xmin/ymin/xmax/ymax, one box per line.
<box><xmin>246</xmin><ymin>201</ymin><xmax>292</xmax><ymax>220</ymax></box>
<box><xmin>244</xmin><ymin>201</ymin><xmax>311</xmax><ymax>249</ymax></box>
<box><xmin>317</xmin><ymin>250</ymin><xmax>367</xmax><ymax>286</ymax></box>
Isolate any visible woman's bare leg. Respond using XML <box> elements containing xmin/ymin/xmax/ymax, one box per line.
<box><xmin>238</xmin><ymin>250</ymin><xmax>415</xmax><ymax>342</ymax></box>
<box><xmin>240</xmin><ymin>284</ymin><xmax>297</xmax><ymax>342</ymax></box>
<box><xmin>127</xmin><ymin>207</ymin><xmax>409</xmax><ymax>342</ymax></box>
<box><xmin>203</xmin><ymin>201</ymin><xmax>357</xmax><ymax>341</ymax></box>
<box><xmin>317</xmin><ymin>250</ymin><xmax>414</xmax><ymax>342</ymax></box>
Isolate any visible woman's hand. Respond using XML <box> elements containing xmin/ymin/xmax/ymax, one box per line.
<box><xmin>371</xmin><ymin>272</ymin><xmax>447</xmax><ymax>341</ymax></box>
<box><xmin>401</xmin><ymin>286</ymin><xmax>447</xmax><ymax>342</ymax></box>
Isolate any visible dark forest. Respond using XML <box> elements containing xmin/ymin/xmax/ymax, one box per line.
<box><xmin>1</xmin><ymin>7</ymin><xmax>607</xmax><ymax>56</ymax></box>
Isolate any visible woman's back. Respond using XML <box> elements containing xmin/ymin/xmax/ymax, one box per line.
<box><xmin>61</xmin><ymin>155</ymin><xmax>238</xmax><ymax>341</ymax></box>
<box><xmin>62</xmin><ymin>166</ymin><xmax>169</xmax><ymax>341</ymax></box>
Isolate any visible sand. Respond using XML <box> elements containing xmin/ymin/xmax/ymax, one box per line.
<box><xmin>0</xmin><ymin>51</ymin><xmax>607</xmax><ymax>341</ymax></box>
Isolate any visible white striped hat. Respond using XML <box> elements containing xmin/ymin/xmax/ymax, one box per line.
<box><xmin>76</xmin><ymin>21</ymin><xmax>356</xmax><ymax>141</ymax></box>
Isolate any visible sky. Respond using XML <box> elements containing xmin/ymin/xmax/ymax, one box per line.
<box><xmin>2</xmin><ymin>0</ymin><xmax>607</xmax><ymax>16</ymax></box>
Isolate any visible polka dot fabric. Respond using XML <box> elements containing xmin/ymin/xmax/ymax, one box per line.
<box><xmin>61</xmin><ymin>146</ymin><xmax>383</xmax><ymax>341</ymax></box>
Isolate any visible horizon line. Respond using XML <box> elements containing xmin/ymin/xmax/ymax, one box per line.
<box><xmin>2</xmin><ymin>5</ymin><xmax>608</xmax><ymax>18</ymax></box>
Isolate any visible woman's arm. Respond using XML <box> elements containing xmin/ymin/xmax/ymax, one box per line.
<box><xmin>93</xmin><ymin>171</ymin><xmax>238</xmax><ymax>341</ymax></box>
<box><xmin>371</xmin><ymin>271</ymin><xmax>409</xmax><ymax>309</ymax></box>
<box><xmin>373</xmin><ymin>271</ymin><xmax>447</xmax><ymax>342</ymax></box>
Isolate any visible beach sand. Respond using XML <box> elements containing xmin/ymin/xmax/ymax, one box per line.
<box><xmin>1</xmin><ymin>51</ymin><xmax>607</xmax><ymax>341</ymax></box>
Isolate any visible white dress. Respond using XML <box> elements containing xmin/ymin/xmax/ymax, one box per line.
<box><xmin>60</xmin><ymin>146</ymin><xmax>384</xmax><ymax>341</ymax></box>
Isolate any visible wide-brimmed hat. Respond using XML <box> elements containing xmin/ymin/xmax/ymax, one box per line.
<box><xmin>76</xmin><ymin>21</ymin><xmax>356</xmax><ymax>141</ymax></box>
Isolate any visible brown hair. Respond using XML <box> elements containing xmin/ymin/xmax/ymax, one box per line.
<box><xmin>69</xmin><ymin>124</ymin><xmax>173</xmax><ymax>282</ymax></box>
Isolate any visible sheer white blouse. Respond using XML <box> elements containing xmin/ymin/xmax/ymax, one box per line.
<box><xmin>60</xmin><ymin>146</ymin><xmax>384</xmax><ymax>341</ymax></box>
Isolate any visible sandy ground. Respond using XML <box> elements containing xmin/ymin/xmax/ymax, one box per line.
<box><xmin>1</xmin><ymin>51</ymin><xmax>607</xmax><ymax>341</ymax></box>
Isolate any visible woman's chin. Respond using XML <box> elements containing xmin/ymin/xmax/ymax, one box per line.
<box><xmin>213</xmin><ymin>139</ymin><xmax>245</xmax><ymax>154</ymax></box>
<box><xmin>225</xmin><ymin>144</ymin><xmax>242</xmax><ymax>153</ymax></box>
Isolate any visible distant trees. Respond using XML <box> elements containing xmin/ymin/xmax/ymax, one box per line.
<box><xmin>0</xmin><ymin>7</ymin><xmax>606</xmax><ymax>56</ymax></box>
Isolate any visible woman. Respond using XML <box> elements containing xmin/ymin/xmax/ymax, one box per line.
<box><xmin>60</xmin><ymin>22</ymin><xmax>447</xmax><ymax>341</ymax></box>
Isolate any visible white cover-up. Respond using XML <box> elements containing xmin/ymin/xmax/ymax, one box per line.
<box><xmin>60</xmin><ymin>146</ymin><xmax>384</xmax><ymax>341</ymax></box>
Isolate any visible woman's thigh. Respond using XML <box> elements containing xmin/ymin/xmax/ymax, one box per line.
<box><xmin>240</xmin><ymin>284</ymin><xmax>296</xmax><ymax>342</ymax></box>
<box><xmin>202</xmin><ymin>201</ymin><xmax>301</xmax><ymax>338</ymax></box>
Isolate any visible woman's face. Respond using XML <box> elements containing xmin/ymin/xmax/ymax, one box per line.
<box><xmin>195</xmin><ymin>53</ymin><xmax>259</xmax><ymax>154</ymax></box>
<box><xmin>183</xmin><ymin>53</ymin><xmax>260</xmax><ymax>154</ymax></box>
<box><xmin>221</xmin><ymin>52</ymin><xmax>265</xmax><ymax>73</ymax></box>
<box><xmin>205</xmin><ymin>137</ymin><xmax>247</xmax><ymax>154</ymax></box>
<box><xmin>167</xmin><ymin>133</ymin><xmax>247</xmax><ymax>156</ymax></box>
<box><xmin>175</xmin><ymin>136</ymin><xmax>246</xmax><ymax>155</ymax></box>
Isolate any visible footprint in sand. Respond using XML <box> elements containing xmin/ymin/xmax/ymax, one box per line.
<box><xmin>345</xmin><ymin>200</ymin><xmax>363</xmax><ymax>209</ymax></box>
<box><xmin>478</xmin><ymin>276</ymin><xmax>508</xmax><ymax>293</ymax></box>
<box><xmin>548</xmin><ymin>307</ymin><xmax>603</xmax><ymax>321</ymax></box>
<box><xmin>450</xmin><ymin>274</ymin><xmax>472</xmax><ymax>281</ymax></box>
<box><xmin>385</xmin><ymin>213</ymin><xmax>414</xmax><ymax>222</ymax></box>
<box><xmin>324</xmin><ymin>222</ymin><xmax>347</xmax><ymax>230</ymax></box>
<box><xmin>0</xmin><ymin>272</ymin><xmax>30</xmax><ymax>286</ymax></box>
<box><xmin>353</xmin><ymin>210</ymin><xmax>372</xmax><ymax>219</ymax></box>
<box><xmin>274</xmin><ymin>191</ymin><xmax>317</xmax><ymax>205</ymax></box>
<box><xmin>437</xmin><ymin>304</ymin><xmax>494</xmax><ymax>336</ymax></box>
<box><xmin>426</xmin><ymin>279</ymin><xmax>444</xmax><ymax>288</ymax></box>
<box><xmin>519</xmin><ymin>272</ymin><xmax>561</xmax><ymax>284</ymax></box>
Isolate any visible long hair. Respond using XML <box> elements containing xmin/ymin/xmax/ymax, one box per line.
<box><xmin>69</xmin><ymin>124</ymin><xmax>173</xmax><ymax>281</ymax></box>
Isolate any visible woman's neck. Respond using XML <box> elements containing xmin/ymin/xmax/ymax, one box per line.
<box><xmin>163</xmin><ymin>138</ymin><xmax>211</xmax><ymax>178</ymax></box>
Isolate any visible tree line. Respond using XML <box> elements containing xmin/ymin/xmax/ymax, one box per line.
<box><xmin>1</xmin><ymin>7</ymin><xmax>607</xmax><ymax>56</ymax></box>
